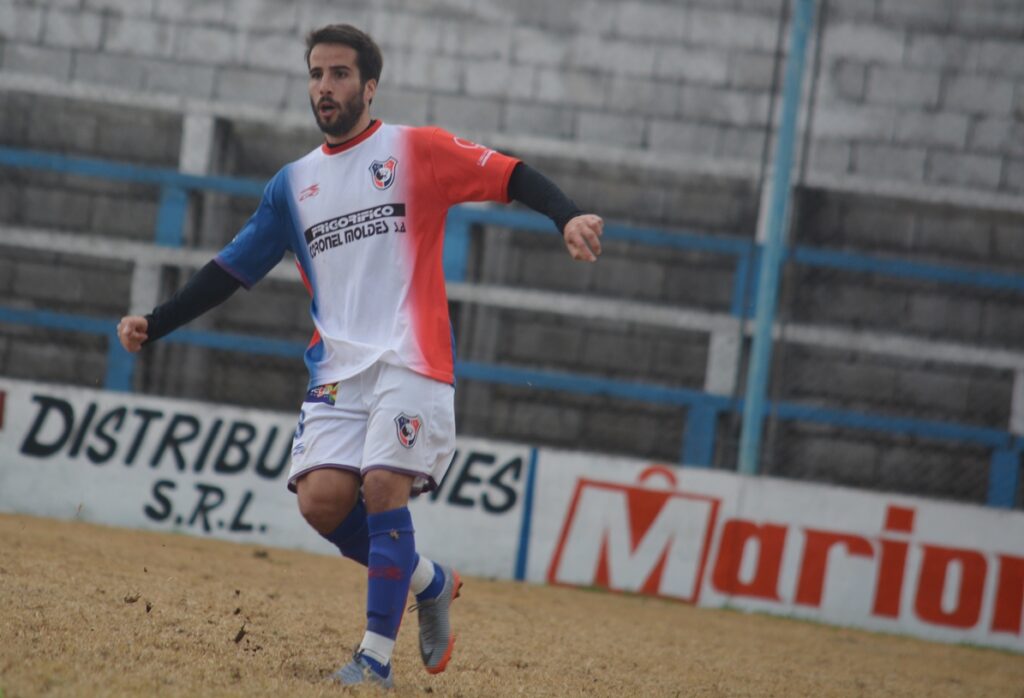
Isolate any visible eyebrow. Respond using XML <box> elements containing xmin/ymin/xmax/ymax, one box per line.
<box><xmin>310</xmin><ymin>64</ymin><xmax>354</xmax><ymax>72</ymax></box>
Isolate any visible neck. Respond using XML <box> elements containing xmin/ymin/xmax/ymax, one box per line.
<box><xmin>325</xmin><ymin>113</ymin><xmax>374</xmax><ymax>147</ymax></box>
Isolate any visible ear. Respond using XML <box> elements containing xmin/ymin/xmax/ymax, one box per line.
<box><xmin>363</xmin><ymin>78</ymin><xmax>378</xmax><ymax>105</ymax></box>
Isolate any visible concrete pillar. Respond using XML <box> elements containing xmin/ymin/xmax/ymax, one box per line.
<box><xmin>1010</xmin><ymin>369</ymin><xmax>1024</xmax><ymax>436</ymax></box>
<box><xmin>180</xmin><ymin>113</ymin><xmax>217</xmax><ymax>176</ymax></box>
<box><xmin>129</xmin><ymin>261</ymin><xmax>160</xmax><ymax>316</ymax></box>
<box><xmin>704</xmin><ymin>329</ymin><xmax>741</xmax><ymax>396</ymax></box>
<box><xmin>456</xmin><ymin>224</ymin><xmax>513</xmax><ymax>435</ymax></box>
<box><xmin>152</xmin><ymin>112</ymin><xmax>226</xmax><ymax>399</ymax></box>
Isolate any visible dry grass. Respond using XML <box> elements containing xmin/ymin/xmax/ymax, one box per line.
<box><xmin>0</xmin><ymin>513</ymin><xmax>1022</xmax><ymax>697</ymax></box>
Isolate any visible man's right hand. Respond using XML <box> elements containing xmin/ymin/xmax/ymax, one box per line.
<box><xmin>117</xmin><ymin>315</ymin><xmax>149</xmax><ymax>353</ymax></box>
<box><xmin>563</xmin><ymin>214</ymin><xmax>604</xmax><ymax>262</ymax></box>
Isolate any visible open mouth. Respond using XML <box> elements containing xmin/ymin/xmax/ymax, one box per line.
<box><xmin>318</xmin><ymin>101</ymin><xmax>338</xmax><ymax>119</ymax></box>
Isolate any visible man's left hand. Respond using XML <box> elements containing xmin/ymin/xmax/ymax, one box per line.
<box><xmin>563</xmin><ymin>214</ymin><xmax>603</xmax><ymax>262</ymax></box>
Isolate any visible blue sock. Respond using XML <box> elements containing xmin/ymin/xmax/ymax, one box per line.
<box><xmin>321</xmin><ymin>498</ymin><xmax>369</xmax><ymax>565</ymax></box>
<box><xmin>361</xmin><ymin>654</ymin><xmax>391</xmax><ymax>678</ymax></box>
<box><xmin>416</xmin><ymin>558</ymin><xmax>446</xmax><ymax>602</ymax></box>
<box><xmin>366</xmin><ymin>507</ymin><xmax>416</xmax><ymax>640</ymax></box>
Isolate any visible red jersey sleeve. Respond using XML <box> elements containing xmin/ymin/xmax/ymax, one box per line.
<box><xmin>426</xmin><ymin>127</ymin><xmax>520</xmax><ymax>207</ymax></box>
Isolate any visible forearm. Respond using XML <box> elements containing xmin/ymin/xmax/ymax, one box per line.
<box><xmin>507</xmin><ymin>162</ymin><xmax>584</xmax><ymax>234</ymax></box>
<box><xmin>144</xmin><ymin>260</ymin><xmax>241</xmax><ymax>344</ymax></box>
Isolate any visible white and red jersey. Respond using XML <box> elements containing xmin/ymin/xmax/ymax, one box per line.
<box><xmin>215</xmin><ymin>121</ymin><xmax>519</xmax><ymax>387</ymax></box>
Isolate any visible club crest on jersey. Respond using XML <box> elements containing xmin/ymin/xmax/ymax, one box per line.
<box><xmin>394</xmin><ymin>413</ymin><xmax>422</xmax><ymax>449</ymax></box>
<box><xmin>369</xmin><ymin>157</ymin><xmax>398</xmax><ymax>190</ymax></box>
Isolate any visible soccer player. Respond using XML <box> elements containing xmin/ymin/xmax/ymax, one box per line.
<box><xmin>117</xmin><ymin>24</ymin><xmax>603</xmax><ymax>688</ymax></box>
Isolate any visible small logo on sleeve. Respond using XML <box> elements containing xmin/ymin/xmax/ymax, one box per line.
<box><xmin>369</xmin><ymin>157</ymin><xmax>398</xmax><ymax>190</ymax></box>
<box><xmin>305</xmin><ymin>382</ymin><xmax>339</xmax><ymax>405</ymax></box>
<box><xmin>394</xmin><ymin>413</ymin><xmax>422</xmax><ymax>448</ymax></box>
<box><xmin>299</xmin><ymin>183</ymin><xmax>320</xmax><ymax>201</ymax></box>
<box><xmin>452</xmin><ymin>136</ymin><xmax>495</xmax><ymax>166</ymax></box>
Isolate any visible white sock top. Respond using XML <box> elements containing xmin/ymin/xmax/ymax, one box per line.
<box><xmin>359</xmin><ymin>631</ymin><xmax>395</xmax><ymax>665</ymax></box>
<box><xmin>409</xmin><ymin>555</ymin><xmax>436</xmax><ymax>596</ymax></box>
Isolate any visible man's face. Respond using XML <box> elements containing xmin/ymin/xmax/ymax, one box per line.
<box><xmin>307</xmin><ymin>43</ymin><xmax>376</xmax><ymax>139</ymax></box>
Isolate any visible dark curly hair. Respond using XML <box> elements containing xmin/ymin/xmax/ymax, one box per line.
<box><xmin>304</xmin><ymin>24</ymin><xmax>383</xmax><ymax>85</ymax></box>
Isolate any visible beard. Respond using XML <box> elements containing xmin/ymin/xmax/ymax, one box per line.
<box><xmin>311</xmin><ymin>89</ymin><xmax>366</xmax><ymax>138</ymax></box>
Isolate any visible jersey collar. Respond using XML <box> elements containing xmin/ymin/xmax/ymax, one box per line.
<box><xmin>321</xmin><ymin>120</ymin><xmax>383</xmax><ymax>155</ymax></box>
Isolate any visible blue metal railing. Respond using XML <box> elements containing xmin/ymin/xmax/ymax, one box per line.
<box><xmin>1</xmin><ymin>144</ymin><xmax>1022</xmax><ymax>508</ymax></box>
<box><xmin>739</xmin><ymin>0</ymin><xmax>816</xmax><ymax>475</ymax></box>
<box><xmin>0</xmin><ymin>148</ymin><xmax>264</xmax><ymax>247</ymax></box>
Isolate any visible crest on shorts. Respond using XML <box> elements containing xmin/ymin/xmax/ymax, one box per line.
<box><xmin>369</xmin><ymin>157</ymin><xmax>398</xmax><ymax>190</ymax></box>
<box><xmin>394</xmin><ymin>412</ymin><xmax>422</xmax><ymax>449</ymax></box>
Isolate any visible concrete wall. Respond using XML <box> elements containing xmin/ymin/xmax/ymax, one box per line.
<box><xmin>2</xmin><ymin>0</ymin><xmax>1022</xmax><ymax>195</ymax></box>
<box><xmin>2</xmin><ymin>0</ymin><xmax>777</xmax><ymax>166</ymax></box>
<box><xmin>2</xmin><ymin>0</ymin><xmax>1023</xmax><ymax>505</ymax></box>
<box><xmin>809</xmin><ymin>0</ymin><xmax>1024</xmax><ymax>196</ymax></box>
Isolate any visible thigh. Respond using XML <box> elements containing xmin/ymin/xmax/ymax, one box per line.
<box><xmin>295</xmin><ymin>466</ymin><xmax>362</xmax><ymax>511</ymax></box>
<box><xmin>362</xmin><ymin>364</ymin><xmax>455</xmax><ymax>495</ymax></box>
<box><xmin>287</xmin><ymin>379</ymin><xmax>368</xmax><ymax>492</ymax></box>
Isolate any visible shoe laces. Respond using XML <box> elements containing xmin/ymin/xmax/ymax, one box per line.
<box><xmin>410</xmin><ymin>597</ymin><xmax>446</xmax><ymax>651</ymax></box>
<box><xmin>407</xmin><ymin>596</ymin><xmax>437</xmax><ymax>613</ymax></box>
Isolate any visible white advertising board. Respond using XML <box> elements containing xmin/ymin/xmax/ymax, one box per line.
<box><xmin>527</xmin><ymin>451</ymin><xmax>1024</xmax><ymax>653</ymax></box>
<box><xmin>0</xmin><ymin>378</ymin><xmax>527</xmax><ymax>579</ymax></box>
<box><xmin>4</xmin><ymin>378</ymin><xmax>1022</xmax><ymax>652</ymax></box>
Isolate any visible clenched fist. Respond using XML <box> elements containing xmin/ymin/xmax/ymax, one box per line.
<box><xmin>116</xmin><ymin>315</ymin><xmax>149</xmax><ymax>353</ymax></box>
<box><xmin>563</xmin><ymin>214</ymin><xmax>604</xmax><ymax>262</ymax></box>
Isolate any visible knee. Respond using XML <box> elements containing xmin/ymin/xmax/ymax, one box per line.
<box><xmin>296</xmin><ymin>472</ymin><xmax>359</xmax><ymax>535</ymax></box>
<box><xmin>298</xmin><ymin>495</ymin><xmax>347</xmax><ymax>535</ymax></box>
<box><xmin>362</xmin><ymin>469</ymin><xmax>415</xmax><ymax>513</ymax></box>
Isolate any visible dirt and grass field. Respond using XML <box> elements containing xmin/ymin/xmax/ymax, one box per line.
<box><xmin>1</xmin><ymin>513</ymin><xmax>1022</xmax><ymax>697</ymax></box>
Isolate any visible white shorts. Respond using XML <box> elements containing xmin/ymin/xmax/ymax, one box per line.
<box><xmin>287</xmin><ymin>362</ymin><xmax>456</xmax><ymax>495</ymax></box>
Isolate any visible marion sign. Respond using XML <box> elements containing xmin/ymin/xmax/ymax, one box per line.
<box><xmin>526</xmin><ymin>453</ymin><xmax>1024</xmax><ymax>653</ymax></box>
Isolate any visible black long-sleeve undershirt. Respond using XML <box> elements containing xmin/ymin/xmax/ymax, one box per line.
<box><xmin>143</xmin><ymin>261</ymin><xmax>240</xmax><ymax>345</ymax></box>
<box><xmin>507</xmin><ymin>161</ymin><xmax>584</xmax><ymax>234</ymax></box>
<box><xmin>142</xmin><ymin>160</ymin><xmax>583</xmax><ymax>345</ymax></box>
